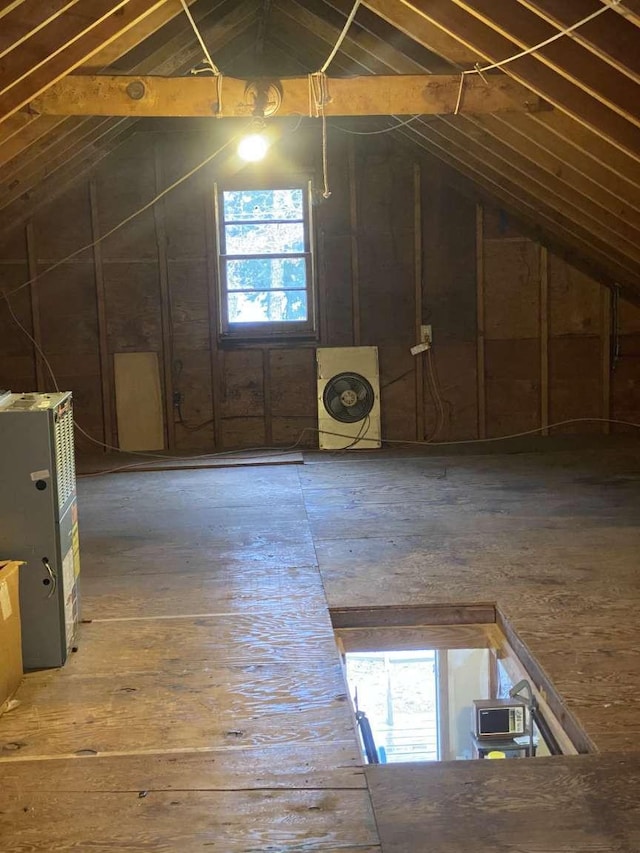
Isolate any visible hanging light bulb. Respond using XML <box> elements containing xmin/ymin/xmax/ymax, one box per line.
<box><xmin>238</xmin><ymin>130</ymin><xmax>269</xmax><ymax>162</ymax></box>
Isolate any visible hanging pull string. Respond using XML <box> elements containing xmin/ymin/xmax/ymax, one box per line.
<box><xmin>179</xmin><ymin>0</ymin><xmax>223</xmax><ymax>115</ymax></box>
<box><xmin>307</xmin><ymin>0</ymin><xmax>361</xmax><ymax>199</ymax></box>
<box><xmin>454</xmin><ymin>0</ymin><xmax>622</xmax><ymax>114</ymax></box>
<box><xmin>309</xmin><ymin>72</ymin><xmax>332</xmax><ymax>198</ymax></box>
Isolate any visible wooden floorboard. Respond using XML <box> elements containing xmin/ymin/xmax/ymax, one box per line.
<box><xmin>307</xmin><ymin>450</ymin><xmax>640</xmax><ymax>751</ymax></box>
<box><xmin>0</xmin><ymin>448</ymin><xmax>638</xmax><ymax>850</ymax></box>
<box><xmin>366</xmin><ymin>755</ymin><xmax>640</xmax><ymax>853</ymax></box>
<box><xmin>0</xmin><ymin>789</ymin><xmax>379</xmax><ymax>852</ymax></box>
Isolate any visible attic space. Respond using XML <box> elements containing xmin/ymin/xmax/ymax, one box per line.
<box><xmin>0</xmin><ymin>2</ymin><xmax>639</xmax><ymax>851</ymax></box>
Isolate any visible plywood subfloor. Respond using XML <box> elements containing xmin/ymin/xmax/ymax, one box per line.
<box><xmin>367</xmin><ymin>755</ymin><xmax>640</xmax><ymax>853</ymax></box>
<box><xmin>1</xmin><ymin>447</ymin><xmax>639</xmax><ymax>851</ymax></box>
<box><xmin>0</xmin><ymin>466</ymin><xmax>377</xmax><ymax>852</ymax></box>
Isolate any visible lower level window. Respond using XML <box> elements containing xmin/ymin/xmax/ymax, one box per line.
<box><xmin>216</xmin><ymin>183</ymin><xmax>316</xmax><ymax>338</ymax></box>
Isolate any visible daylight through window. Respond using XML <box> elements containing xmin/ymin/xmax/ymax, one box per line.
<box><xmin>217</xmin><ymin>184</ymin><xmax>315</xmax><ymax>336</ymax></box>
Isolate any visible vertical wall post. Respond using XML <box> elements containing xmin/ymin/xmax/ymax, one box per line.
<box><xmin>26</xmin><ymin>221</ymin><xmax>45</xmax><ymax>391</ymax></box>
<box><xmin>414</xmin><ymin>163</ymin><xmax>425</xmax><ymax>441</ymax></box>
<box><xmin>205</xmin><ymin>183</ymin><xmax>222</xmax><ymax>449</ymax></box>
<box><xmin>540</xmin><ymin>245</ymin><xmax>549</xmax><ymax>436</ymax></box>
<box><xmin>153</xmin><ymin>139</ymin><xmax>175</xmax><ymax>450</ymax></box>
<box><xmin>89</xmin><ymin>180</ymin><xmax>113</xmax><ymax>448</ymax></box>
<box><xmin>601</xmin><ymin>286</ymin><xmax>612</xmax><ymax>434</ymax></box>
<box><xmin>475</xmin><ymin>204</ymin><xmax>486</xmax><ymax>439</ymax></box>
<box><xmin>348</xmin><ymin>138</ymin><xmax>361</xmax><ymax>346</ymax></box>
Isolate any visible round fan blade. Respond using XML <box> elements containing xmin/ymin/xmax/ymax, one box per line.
<box><xmin>328</xmin><ymin>395</ymin><xmax>346</xmax><ymax>416</ymax></box>
<box><xmin>346</xmin><ymin>403</ymin><xmax>366</xmax><ymax>420</ymax></box>
<box><xmin>332</xmin><ymin>379</ymin><xmax>352</xmax><ymax>394</ymax></box>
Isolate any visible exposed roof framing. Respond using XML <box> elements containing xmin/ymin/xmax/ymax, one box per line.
<box><xmin>0</xmin><ymin>0</ymin><xmax>638</xmax><ymax>299</ymax></box>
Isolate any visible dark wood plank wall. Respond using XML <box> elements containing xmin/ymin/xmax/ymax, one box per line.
<box><xmin>0</xmin><ymin>126</ymin><xmax>639</xmax><ymax>452</ymax></box>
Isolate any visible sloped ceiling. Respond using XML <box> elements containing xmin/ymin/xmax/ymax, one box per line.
<box><xmin>1</xmin><ymin>0</ymin><xmax>639</xmax><ymax>298</ymax></box>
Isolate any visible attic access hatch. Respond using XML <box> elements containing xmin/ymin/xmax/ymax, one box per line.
<box><xmin>332</xmin><ymin>614</ymin><xmax>585</xmax><ymax>764</ymax></box>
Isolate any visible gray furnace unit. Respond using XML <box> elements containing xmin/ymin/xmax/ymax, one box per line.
<box><xmin>0</xmin><ymin>391</ymin><xmax>80</xmax><ymax>669</ymax></box>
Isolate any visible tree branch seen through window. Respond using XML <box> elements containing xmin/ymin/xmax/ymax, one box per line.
<box><xmin>217</xmin><ymin>185</ymin><xmax>315</xmax><ymax>336</ymax></box>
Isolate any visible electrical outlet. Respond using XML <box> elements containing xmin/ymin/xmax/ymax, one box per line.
<box><xmin>420</xmin><ymin>325</ymin><xmax>433</xmax><ymax>345</ymax></box>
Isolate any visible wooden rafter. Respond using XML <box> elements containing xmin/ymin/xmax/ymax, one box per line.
<box><xmin>0</xmin><ymin>0</ymin><xmax>172</xmax><ymax>124</ymax></box>
<box><xmin>0</xmin><ymin>10</ymin><xmax>262</xmax><ymax>234</ymax></box>
<box><xmin>518</xmin><ymin>0</ymin><xmax>640</xmax><ymax>83</ymax></box>
<box><xmin>450</xmin><ymin>0</ymin><xmax>640</xmax><ymax>126</ymax></box>
<box><xmin>364</xmin><ymin>0</ymin><xmax>640</xmax><ymax>161</ymax></box>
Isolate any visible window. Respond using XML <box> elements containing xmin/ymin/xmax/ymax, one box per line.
<box><xmin>216</xmin><ymin>182</ymin><xmax>316</xmax><ymax>338</ymax></box>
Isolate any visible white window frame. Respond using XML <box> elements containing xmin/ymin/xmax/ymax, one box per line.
<box><xmin>214</xmin><ymin>179</ymin><xmax>318</xmax><ymax>340</ymax></box>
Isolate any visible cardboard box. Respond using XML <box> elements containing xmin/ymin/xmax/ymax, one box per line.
<box><xmin>0</xmin><ymin>561</ymin><xmax>23</xmax><ymax>715</ymax></box>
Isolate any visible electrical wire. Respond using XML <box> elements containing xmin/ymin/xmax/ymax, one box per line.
<box><xmin>75</xmin><ymin>416</ymin><xmax>640</xmax><ymax>478</ymax></box>
<box><xmin>320</xmin><ymin>0</ymin><xmax>361</xmax><ymax>74</ymax></box>
<box><xmin>454</xmin><ymin>0</ymin><xmax>622</xmax><ymax>114</ymax></box>
<box><xmin>178</xmin><ymin>0</ymin><xmax>223</xmax><ymax>115</ymax></box>
<box><xmin>179</xmin><ymin>0</ymin><xmax>221</xmax><ymax>74</ymax></box>
<box><xmin>3</xmin><ymin>130</ymin><xmax>247</xmax><ymax>302</ymax></box>
<box><xmin>2</xmin><ymin>294</ymin><xmax>60</xmax><ymax>392</ymax></box>
<box><xmin>331</xmin><ymin>115</ymin><xmax>422</xmax><ymax>135</ymax></box>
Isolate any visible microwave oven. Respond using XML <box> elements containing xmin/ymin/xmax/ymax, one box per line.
<box><xmin>473</xmin><ymin>699</ymin><xmax>527</xmax><ymax>739</ymax></box>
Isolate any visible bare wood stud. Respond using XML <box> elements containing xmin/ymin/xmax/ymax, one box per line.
<box><xmin>25</xmin><ymin>221</ymin><xmax>45</xmax><ymax>391</ymax></box>
<box><xmin>89</xmin><ymin>179</ymin><xmax>113</xmax><ymax>449</ymax></box>
<box><xmin>348</xmin><ymin>139</ymin><xmax>361</xmax><ymax>346</ymax></box>
<box><xmin>414</xmin><ymin>163</ymin><xmax>425</xmax><ymax>441</ymax></box>
<box><xmin>601</xmin><ymin>285</ymin><xmax>612</xmax><ymax>435</ymax></box>
<box><xmin>476</xmin><ymin>203</ymin><xmax>486</xmax><ymax>439</ymax></box>
<box><xmin>153</xmin><ymin>139</ymin><xmax>175</xmax><ymax>450</ymax></box>
<box><xmin>540</xmin><ymin>245</ymin><xmax>549</xmax><ymax>436</ymax></box>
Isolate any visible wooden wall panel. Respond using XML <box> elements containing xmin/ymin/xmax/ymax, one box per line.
<box><xmin>485</xmin><ymin>339</ymin><xmax>541</xmax><ymax>437</ymax></box>
<box><xmin>104</xmin><ymin>263</ymin><xmax>162</xmax><ymax>351</ymax></box>
<box><xmin>96</xmin><ymin>135</ymin><xmax>158</xmax><ymax>262</ymax></box>
<box><xmin>114</xmin><ymin>351</ymin><xmax>164</xmax><ymax>451</ymax></box>
<box><xmin>357</xmin><ymin>140</ymin><xmax>414</xmax><ymax>347</ymax></box>
<box><xmin>428</xmin><ymin>341</ymin><xmax>478</xmax><ymax>441</ymax></box>
<box><xmin>220</xmin><ymin>416</ymin><xmax>266</xmax><ymax>449</ymax></box>
<box><xmin>320</xmin><ymin>234</ymin><xmax>353</xmax><ymax>347</ymax></box>
<box><xmin>379</xmin><ymin>346</ymin><xmax>416</xmax><ymax>441</ymax></box>
<box><xmin>0</xmin><ymin>132</ymin><xmax>639</xmax><ymax>453</ymax></box>
<box><xmin>33</xmin><ymin>184</ymin><xmax>92</xmax><ymax>261</ymax></box>
<box><xmin>548</xmin><ymin>256</ymin><xmax>602</xmax><ymax>336</ymax></box>
<box><xmin>221</xmin><ymin>349</ymin><xmax>264</xmax><ymax>418</ymax></box>
<box><xmin>549</xmin><ymin>337</ymin><xmax>602</xmax><ymax>433</ymax></box>
<box><xmin>0</xmin><ymin>262</ymin><xmax>36</xmax><ymax>391</ymax></box>
<box><xmin>484</xmin><ymin>240</ymin><xmax>540</xmax><ymax>340</ymax></box>
<box><xmin>423</xmin><ymin>176</ymin><xmax>477</xmax><ymax>343</ymax></box>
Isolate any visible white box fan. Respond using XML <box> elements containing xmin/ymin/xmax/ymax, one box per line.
<box><xmin>316</xmin><ymin>346</ymin><xmax>381</xmax><ymax>450</ymax></box>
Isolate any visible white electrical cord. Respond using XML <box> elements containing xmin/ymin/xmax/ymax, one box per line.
<box><xmin>454</xmin><ymin>0</ymin><xmax>623</xmax><ymax>114</ymax></box>
<box><xmin>179</xmin><ymin>0</ymin><xmax>223</xmax><ymax>115</ymax></box>
<box><xmin>4</xmin><ymin>130</ymin><xmax>247</xmax><ymax>302</ymax></box>
<box><xmin>320</xmin><ymin>0</ymin><xmax>361</xmax><ymax>73</ymax></box>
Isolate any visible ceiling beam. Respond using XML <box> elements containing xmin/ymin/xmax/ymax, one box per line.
<box><xmin>29</xmin><ymin>72</ymin><xmax>548</xmax><ymax>117</ymax></box>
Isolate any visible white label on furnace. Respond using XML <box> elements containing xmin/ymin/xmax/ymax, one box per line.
<box><xmin>30</xmin><ymin>469</ymin><xmax>50</xmax><ymax>481</ymax></box>
<box><xmin>0</xmin><ymin>581</ymin><xmax>12</xmax><ymax>620</ymax></box>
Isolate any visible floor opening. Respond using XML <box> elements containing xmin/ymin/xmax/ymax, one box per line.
<box><xmin>332</xmin><ymin>611</ymin><xmax>583</xmax><ymax>764</ymax></box>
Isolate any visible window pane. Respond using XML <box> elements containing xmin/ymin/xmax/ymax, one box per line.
<box><xmin>227</xmin><ymin>257</ymin><xmax>307</xmax><ymax>291</ymax></box>
<box><xmin>228</xmin><ymin>290</ymin><xmax>308</xmax><ymax>323</ymax></box>
<box><xmin>223</xmin><ymin>189</ymin><xmax>304</xmax><ymax>222</ymax></box>
<box><xmin>225</xmin><ymin>222</ymin><xmax>304</xmax><ymax>255</ymax></box>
